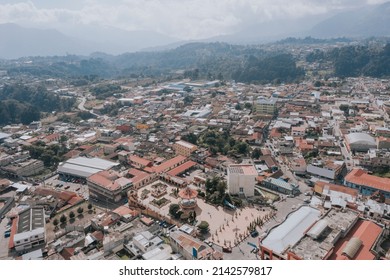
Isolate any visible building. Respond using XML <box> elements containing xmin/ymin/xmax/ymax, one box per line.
<box><xmin>1</xmin><ymin>159</ymin><xmax>44</xmax><ymax>177</ymax></box>
<box><xmin>173</xmin><ymin>140</ymin><xmax>198</xmax><ymax>157</ymax></box>
<box><xmin>288</xmin><ymin>209</ymin><xmax>361</xmax><ymax>260</ymax></box>
<box><xmin>87</xmin><ymin>170</ymin><xmax>133</xmax><ymax>202</ymax></box>
<box><xmin>254</xmin><ymin>98</ymin><xmax>277</xmax><ymax>116</ymax></box>
<box><xmin>262</xmin><ymin>177</ymin><xmax>300</xmax><ymax>196</ymax></box>
<box><xmin>227</xmin><ymin>164</ymin><xmax>257</xmax><ymax>197</ymax></box>
<box><xmin>12</xmin><ymin>207</ymin><xmax>46</xmax><ymax>253</ymax></box>
<box><xmin>345</xmin><ymin>133</ymin><xmax>377</xmax><ymax>152</ymax></box>
<box><xmin>260</xmin><ymin>206</ymin><xmax>321</xmax><ymax>260</ymax></box>
<box><xmin>127</xmin><ymin>231</ymin><xmax>164</xmax><ymax>255</ymax></box>
<box><xmin>377</xmin><ymin>137</ymin><xmax>390</xmax><ymax>150</ymax></box>
<box><xmin>129</xmin><ymin>155</ymin><xmax>153</xmax><ymax>169</ymax></box>
<box><xmin>344</xmin><ymin>169</ymin><xmax>390</xmax><ymax>200</ymax></box>
<box><xmin>152</xmin><ymin>155</ymin><xmax>187</xmax><ymax>174</ymax></box>
<box><xmin>314</xmin><ymin>181</ymin><xmax>358</xmax><ymax>204</ymax></box>
<box><xmin>169</xmin><ymin>231</ymin><xmax>222</xmax><ymax>260</ymax></box>
<box><xmin>306</xmin><ymin>160</ymin><xmax>346</xmax><ymax>181</ymax></box>
<box><xmin>328</xmin><ymin>220</ymin><xmax>382</xmax><ymax>260</ymax></box>
<box><xmin>57</xmin><ymin>156</ymin><xmax>120</xmax><ymax>179</ymax></box>
<box><xmin>360</xmin><ymin>149</ymin><xmax>390</xmax><ymax>169</ymax></box>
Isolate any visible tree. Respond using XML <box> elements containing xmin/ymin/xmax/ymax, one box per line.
<box><xmin>197</xmin><ymin>221</ymin><xmax>210</xmax><ymax>234</ymax></box>
<box><xmin>77</xmin><ymin>207</ymin><xmax>84</xmax><ymax>215</ymax></box>
<box><xmin>169</xmin><ymin>204</ymin><xmax>180</xmax><ymax>218</ymax></box>
<box><xmin>60</xmin><ymin>214</ymin><xmax>67</xmax><ymax>225</ymax></box>
<box><xmin>87</xmin><ymin>203</ymin><xmax>93</xmax><ymax>211</ymax></box>
<box><xmin>252</xmin><ymin>148</ymin><xmax>261</xmax><ymax>159</ymax></box>
<box><xmin>244</xmin><ymin>102</ymin><xmax>252</xmax><ymax>110</ymax></box>
<box><xmin>53</xmin><ymin>218</ymin><xmax>59</xmax><ymax>228</ymax></box>
<box><xmin>69</xmin><ymin>211</ymin><xmax>75</xmax><ymax>220</ymax></box>
<box><xmin>235</xmin><ymin>103</ymin><xmax>242</xmax><ymax>110</ymax></box>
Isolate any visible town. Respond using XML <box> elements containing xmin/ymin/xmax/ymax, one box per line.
<box><xmin>0</xmin><ymin>41</ymin><xmax>390</xmax><ymax>261</ymax></box>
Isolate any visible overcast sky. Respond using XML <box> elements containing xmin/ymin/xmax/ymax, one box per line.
<box><xmin>0</xmin><ymin>0</ymin><xmax>388</xmax><ymax>39</ymax></box>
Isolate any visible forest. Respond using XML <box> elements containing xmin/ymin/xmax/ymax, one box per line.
<box><xmin>0</xmin><ymin>84</ymin><xmax>75</xmax><ymax>125</ymax></box>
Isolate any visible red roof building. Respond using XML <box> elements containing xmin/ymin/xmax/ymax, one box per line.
<box><xmin>329</xmin><ymin>220</ymin><xmax>382</xmax><ymax>260</ymax></box>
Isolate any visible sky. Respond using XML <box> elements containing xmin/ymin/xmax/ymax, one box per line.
<box><xmin>0</xmin><ymin>0</ymin><xmax>388</xmax><ymax>39</ymax></box>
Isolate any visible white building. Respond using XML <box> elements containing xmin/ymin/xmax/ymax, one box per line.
<box><xmin>13</xmin><ymin>207</ymin><xmax>46</xmax><ymax>253</ymax></box>
<box><xmin>227</xmin><ymin>164</ymin><xmax>257</xmax><ymax>197</ymax></box>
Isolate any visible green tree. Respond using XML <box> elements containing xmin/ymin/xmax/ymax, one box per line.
<box><xmin>53</xmin><ymin>218</ymin><xmax>59</xmax><ymax>228</ymax></box>
<box><xmin>169</xmin><ymin>204</ymin><xmax>180</xmax><ymax>218</ymax></box>
<box><xmin>60</xmin><ymin>214</ymin><xmax>67</xmax><ymax>225</ymax></box>
<box><xmin>77</xmin><ymin>207</ymin><xmax>84</xmax><ymax>216</ymax></box>
<box><xmin>244</xmin><ymin>102</ymin><xmax>252</xmax><ymax>110</ymax></box>
<box><xmin>252</xmin><ymin>148</ymin><xmax>261</xmax><ymax>159</ymax></box>
<box><xmin>87</xmin><ymin>203</ymin><xmax>93</xmax><ymax>211</ymax></box>
<box><xmin>69</xmin><ymin>211</ymin><xmax>75</xmax><ymax>220</ymax></box>
<box><xmin>197</xmin><ymin>221</ymin><xmax>210</xmax><ymax>234</ymax></box>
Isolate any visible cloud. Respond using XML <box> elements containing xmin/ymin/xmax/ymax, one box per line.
<box><xmin>0</xmin><ymin>0</ymin><xmax>388</xmax><ymax>39</ymax></box>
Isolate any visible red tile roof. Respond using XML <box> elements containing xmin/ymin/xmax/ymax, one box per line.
<box><xmin>129</xmin><ymin>155</ymin><xmax>152</xmax><ymax>167</ymax></box>
<box><xmin>153</xmin><ymin>155</ymin><xmax>187</xmax><ymax>173</ymax></box>
<box><xmin>330</xmin><ymin>220</ymin><xmax>382</xmax><ymax>260</ymax></box>
<box><xmin>345</xmin><ymin>169</ymin><xmax>390</xmax><ymax>193</ymax></box>
<box><xmin>315</xmin><ymin>181</ymin><xmax>359</xmax><ymax>198</ymax></box>
<box><xmin>167</xmin><ymin>161</ymin><xmax>197</xmax><ymax>176</ymax></box>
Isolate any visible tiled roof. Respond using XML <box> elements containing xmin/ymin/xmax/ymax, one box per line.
<box><xmin>345</xmin><ymin>169</ymin><xmax>390</xmax><ymax>193</ymax></box>
<box><xmin>330</xmin><ymin>220</ymin><xmax>382</xmax><ymax>260</ymax></box>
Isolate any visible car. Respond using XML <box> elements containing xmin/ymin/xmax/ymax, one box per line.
<box><xmin>222</xmin><ymin>247</ymin><xmax>232</xmax><ymax>253</ymax></box>
<box><xmin>64</xmin><ymin>186</ymin><xmax>70</xmax><ymax>190</ymax></box>
<box><xmin>4</xmin><ymin>231</ymin><xmax>11</xmax><ymax>238</ymax></box>
<box><xmin>75</xmin><ymin>187</ymin><xmax>80</xmax><ymax>191</ymax></box>
<box><xmin>304</xmin><ymin>192</ymin><xmax>311</xmax><ymax>196</ymax></box>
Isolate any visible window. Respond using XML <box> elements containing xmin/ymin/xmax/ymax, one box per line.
<box><xmin>239</xmin><ymin>187</ymin><xmax>244</xmax><ymax>193</ymax></box>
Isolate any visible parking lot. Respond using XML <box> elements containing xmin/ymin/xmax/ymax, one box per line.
<box><xmin>43</xmin><ymin>175</ymin><xmax>89</xmax><ymax>200</ymax></box>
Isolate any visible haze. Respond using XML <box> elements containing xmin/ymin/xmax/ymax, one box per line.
<box><xmin>0</xmin><ymin>0</ymin><xmax>388</xmax><ymax>40</ymax></box>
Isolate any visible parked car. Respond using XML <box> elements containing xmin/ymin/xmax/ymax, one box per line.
<box><xmin>222</xmin><ymin>247</ymin><xmax>232</xmax><ymax>253</ymax></box>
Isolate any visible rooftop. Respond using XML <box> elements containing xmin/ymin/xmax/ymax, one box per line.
<box><xmin>345</xmin><ymin>169</ymin><xmax>390</xmax><ymax>193</ymax></box>
<box><xmin>228</xmin><ymin>164</ymin><xmax>258</xmax><ymax>176</ymax></box>
<box><xmin>261</xmin><ymin>206</ymin><xmax>321</xmax><ymax>255</ymax></box>
<box><xmin>329</xmin><ymin>220</ymin><xmax>382</xmax><ymax>260</ymax></box>
<box><xmin>153</xmin><ymin>155</ymin><xmax>187</xmax><ymax>173</ymax></box>
<box><xmin>290</xmin><ymin>209</ymin><xmax>359</xmax><ymax>260</ymax></box>
<box><xmin>88</xmin><ymin>170</ymin><xmax>132</xmax><ymax>191</ymax></box>
<box><xmin>17</xmin><ymin>207</ymin><xmax>45</xmax><ymax>234</ymax></box>
<box><xmin>167</xmin><ymin>161</ymin><xmax>197</xmax><ymax>176</ymax></box>
<box><xmin>175</xmin><ymin>140</ymin><xmax>196</xmax><ymax>149</ymax></box>
<box><xmin>346</xmin><ymin>133</ymin><xmax>376</xmax><ymax>145</ymax></box>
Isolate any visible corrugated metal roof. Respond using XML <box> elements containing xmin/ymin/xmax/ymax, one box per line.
<box><xmin>261</xmin><ymin>206</ymin><xmax>321</xmax><ymax>254</ymax></box>
<box><xmin>342</xmin><ymin>237</ymin><xmax>362</xmax><ymax>259</ymax></box>
<box><xmin>307</xmin><ymin>219</ymin><xmax>328</xmax><ymax>239</ymax></box>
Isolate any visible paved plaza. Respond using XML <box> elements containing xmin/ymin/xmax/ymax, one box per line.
<box><xmin>137</xmin><ymin>180</ymin><xmax>273</xmax><ymax>248</ymax></box>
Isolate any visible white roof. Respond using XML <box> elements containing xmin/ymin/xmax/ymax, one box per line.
<box><xmin>67</xmin><ymin>157</ymin><xmax>119</xmax><ymax>170</ymax></box>
<box><xmin>346</xmin><ymin>133</ymin><xmax>376</xmax><ymax>145</ymax></box>
<box><xmin>58</xmin><ymin>157</ymin><xmax>119</xmax><ymax>178</ymax></box>
<box><xmin>0</xmin><ymin>132</ymin><xmax>11</xmax><ymax>139</ymax></box>
<box><xmin>261</xmin><ymin>206</ymin><xmax>321</xmax><ymax>254</ymax></box>
<box><xmin>307</xmin><ymin>219</ymin><xmax>328</xmax><ymax>239</ymax></box>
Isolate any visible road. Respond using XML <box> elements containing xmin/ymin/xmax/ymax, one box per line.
<box><xmin>333</xmin><ymin>119</ymin><xmax>354</xmax><ymax>169</ymax></box>
<box><xmin>77</xmin><ymin>96</ymin><xmax>99</xmax><ymax>117</ymax></box>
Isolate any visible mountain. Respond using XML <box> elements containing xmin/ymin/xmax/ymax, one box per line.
<box><xmin>309</xmin><ymin>2</ymin><xmax>390</xmax><ymax>38</ymax></box>
<box><xmin>0</xmin><ymin>23</ymin><xmax>180</xmax><ymax>59</ymax></box>
<box><xmin>60</xmin><ymin>25</ymin><xmax>179</xmax><ymax>54</ymax></box>
<box><xmin>0</xmin><ymin>23</ymin><xmax>91</xmax><ymax>59</ymax></box>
